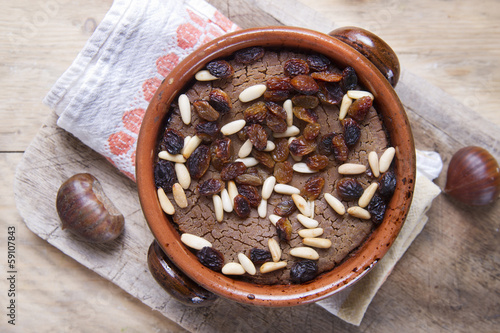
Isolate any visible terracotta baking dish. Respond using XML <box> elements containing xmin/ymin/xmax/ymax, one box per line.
<box><xmin>136</xmin><ymin>26</ymin><xmax>416</xmax><ymax>307</ymax></box>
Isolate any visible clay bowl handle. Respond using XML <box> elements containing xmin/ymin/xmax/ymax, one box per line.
<box><xmin>329</xmin><ymin>26</ymin><xmax>400</xmax><ymax>87</ymax></box>
<box><xmin>147</xmin><ymin>241</ymin><xmax>217</xmax><ymax>306</ymax></box>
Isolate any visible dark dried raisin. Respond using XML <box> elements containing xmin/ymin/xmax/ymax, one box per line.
<box><xmin>317</xmin><ymin>133</ymin><xmax>336</xmax><ymax>156</ymax></box>
<box><xmin>266</xmin><ymin>77</ymin><xmax>293</xmax><ymax>91</ymax></box>
<box><xmin>252</xmin><ymin>150</ymin><xmax>275</xmax><ymax>169</ymax></box>
<box><xmin>235</xmin><ymin>174</ymin><xmax>263</xmax><ymax>186</ymax></box>
<box><xmin>276</xmin><ymin>217</ymin><xmax>292</xmax><ymax>241</ymax></box>
<box><xmin>306</xmin><ymin>155</ymin><xmax>329</xmax><ymax>171</ymax></box>
<box><xmin>290</xmin><ymin>260</ymin><xmax>318</xmax><ymax>284</ymax></box>
<box><xmin>233</xmin><ymin>194</ymin><xmax>251</xmax><ymax>218</ymax></box>
<box><xmin>289</xmin><ymin>136</ymin><xmax>317</xmax><ymax>156</ymax></box>
<box><xmin>336</xmin><ymin>178</ymin><xmax>363</xmax><ymax>200</ymax></box>
<box><xmin>331</xmin><ymin>134</ymin><xmax>349</xmax><ymax>162</ymax></box>
<box><xmin>310</xmin><ymin>71</ymin><xmax>342</xmax><ymax>82</ymax></box>
<box><xmin>197</xmin><ymin>178</ymin><xmax>225</xmax><ymax>196</ymax></box>
<box><xmin>244</xmin><ymin>101</ymin><xmax>267</xmax><ymax>124</ymax></box>
<box><xmin>160</xmin><ymin>128</ymin><xmax>184</xmax><ymax>155</ymax></box>
<box><xmin>237</xmin><ymin>184</ymin><xmax>262</xmax><ymax>207</ymax></box>
<box><xmin>303</xmin><ymin>122</ymin><xmax>321</xmax><ymax>140</ymax></box>
<box><xmin>209</xmin><ymin>88</ymin><xmax>232</xmax><ymax>114</ymax></box>
<box><xmin>154</xmin><ymin>160</ymin><xmax>177</xmax><ymax>192</ymax></box>
<box><xmin>306</xmin><ymin>54</ymin><xmax>331</xmax><ymax>72</ymax></box>
<box><xmin>196</xmin><ymin>121</ymin><xmax>221</xmax><ymax>142</ymax></box>
<box><xmin>220</xmin><ymin>162</ymin><xmax>247</xmax><ymax>181</ymax></box>
<box><xmin>290</xmin><ymin>75</ymin><xmax>319</xmax><ymax>95</ymax></box>
<box><xmin>301</xmin><ymin>175</ymin><xmax>325</xmax><ymax>200</ymax></box>
<box><xmin>193</xmin><ymin>100</ymin><xmax>220</xmax><ymax>121</ymax></box>
<box><xmin>379</xmin><ymin>170</ymin><xmax>397</xmax><ymax>198</ymax></box>
<box><xmin>197</xmin><ymin>246</ymin><xmax>224</xmax><ymax>272</ymax></box>
<box><xmin>274</xmin><ymin>161</ymin><xmax>293</xmax><ymax>184</ymax></box>
<box><xmin>291</xmin><ymin>95</ymin><xmax>319</xmax><ymax>109</ymax></box>
<box><xmin>246</xmin><ymin>124</ymin><xmax>268</xmax><ymax>151</ymax></box>
<box><xmin>206</xmin><ymin>60</ymin><xmax>233</xmax><ymax>79</ymax></box>
<box><xmin>343</xmin><ymin>118</ymin><xmax>361</xmax><ymax>147</ymax></box>
<box><xmin>348</xmin><ymin>96</ymin><xmax>372</xmax><ymax>123</ymax></box>
<box><xmin>210</xmin><ymin>137</ymin><xmax>232</xmax><ymax>171</ymax></box>
<box><xmin>284</xmin><ymin>58</ymin><xmax>309</xmax><ymax>77</ymax></box>
<box><xmin>186</xmin><ymin>145</ymin><xmax>211</xmax><ymax>179</ymax></box>
<box><xmin>317</xmin><ymin>81</ymin><xmax>344</xmax><ymax>105</ymax></box>
<box><xmin>265</xmin><ymin>112</ymin><xmax>288</xmax><ymax>133</ymax></box>
<box><xmin>271</xmin><ymin>138</ymin><xmax>289</xmax><ymax>162</ymax></box>
<box><xmin>234</xmin><ymin>46</ymin><xmax>265</xmax><ymax>64</ymax></box>
<box><xmin>274</xmin><ymin>199</ymin><xmax>297</xmax><ymax>217</ymax></box>
<box><xmin>292</xmin><ymin>106</ymin><xmax>318</xmax><ymax>123</ymax></box>
<box><xmin>265</xmin><ymin>101</ymin><xmax>287</xmax><ymax>119</ymax></box>
<box><xmin>367</xmin><ymin>193</ymin><xmax>387</xmax><ymax>224</ymax></box>
<box><xmin>250</xmin><ymin>248</ymin><xmax>272</xmax><ymax>264</ymax></box>
<box><xmin>263</xmin><ymin>90</ymin><xmax>291</xmax><ymax>102</ymax></box>
<box><xmin>342</xmin><ymin>66</ymin><xmax>358</xmax><ymax>91</ymax></box>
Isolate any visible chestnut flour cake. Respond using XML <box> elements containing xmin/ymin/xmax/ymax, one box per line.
<box><xmin>153</xmin><ymin>47</ymin><xmax>396</xmax><ymax>285</ymax></box>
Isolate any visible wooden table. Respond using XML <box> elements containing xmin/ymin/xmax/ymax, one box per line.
<box><xmin>2</xmin><ymin>0</ymin><xmax>499</xmax><ymax>331</ymax></box>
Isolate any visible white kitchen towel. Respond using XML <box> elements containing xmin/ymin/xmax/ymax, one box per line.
<box><xmin>43</xmin><ymin>0</ymin><xmax>443</xmax><ymax>326</ymax></box>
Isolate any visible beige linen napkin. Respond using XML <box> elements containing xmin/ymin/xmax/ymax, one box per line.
<box><xmin>42</xmin><ymin>0</ymin><xmax>443</xmax><ymax>326</ymax></box>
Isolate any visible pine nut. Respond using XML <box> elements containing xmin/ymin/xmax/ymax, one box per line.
<box><xmin>274</xmin><ymin>184</ymin><xmax>300</xmax><ymax>195</ymax></box>
<box><xmin>298</xmin><ymin>228</ymin><xmax>324</xmax><ymax>238</ymax></box>
<box><xmin>222</xmin><ymin>262</ymin><xmax>246</xmax><ymax>275</ymax></box>
<box><xmin>178</xmin><ymin>94</ymin><xmax>191</xmax><ymax>125</ymax></box>
<box><xmin>297</xmin><ymin>214</ymin><xmax>319</xmax><ymax>228</ymax></box>
<box><xmin>290</xmin><ymin>247</ymin><xmax>319</xmax><ymax>260</ymax></box>
<box><xmin>238</xmin><ymin>253</ymin><xmax>257</xmax><ymax>275</ymax></box>
<box><xmin>338</xmin><ymin>163</ymin><xmax>367</xmax><ymax>175</ymax></box>
<box><xmin>220</xmin><ymin>188</ymin><xmax>233</xmax><ymax>212</ymax></box>
<box><xmin>235</xmin><ymin>157</ymin><xmax>259</xmax><ymax>167</ymax></box>
<box><xmin>347</xmin><ymin>90</ymin><xmax>374</xmax><ymax>100</ymax></box>
<box><xmin>268</xmin><ymin>214</ymin><xmax>281</xmax><ymax>226</ymax></box>
<box><xmin>260</xmin><ymin>261</ymin><xmax>287</xmax><ymax>273</ymax></box>
<box><xmin>302</xmin><ymin>237</ymin><xmax>332</xmax><ymax>249</ymax></box>
<box><xmin>238</xmin><ymin>139</ymin><xmax>253</xmax><ymax>158</ymax></box>
<box><xmin>182</xmin><ymin>135</ymin><xmax>202</xmax><ymax>159</ymax></box>
<box><xmin>157</xmin><ymin>188</ymin><xmax>175</xmax><ymax>215</ymax></box>
<box><xmin>180</xmin><ymin>136</ymin><xmax>191</xmax><ymax>155</ymax></box>
<box><xmin>273</xmin><ymin>125</ymin><xmax>300</xmax><ymax>138</ymax></box>
<box><xmin>258</xmin><ymin>199</ymin><xmax>267</xmax><ymax>218</ymax></box>
<box><xmin>292</xmin><ymin>194</ymin><xmax>311</xmax><ymax>217</ymax></box>
<box><xmin>221</xmin><ymin>119</ymin><xmax>246</xmax><ymax>136</ymax></box>
<box><xmin>379</xmin><ymin>147</ymin><xmax>395</xmax><ymax>173</ymax></box>
<box><xmin>213</xmin><ymin>194</ymin><xmax>223</xmax><ymax>222</ymax></box>
<box><xmin>158</xmin><ymin>151</ymin><xmax>186</xmax><ymax>163</ymax></box>
<box><xmin>309</xmin><ymin>200</ymin><xmax>315</xmax><ymax>218</ymax></box>
<box><xmin>283</xmin><ymin>99</ymin><xmax>294</xmax><ymax>126</ymax></box>
<box><xmin>180</xmin><ymin>233</ymin><xmax>212</xmax><ymax>250</ymax></box>
<box><xmin>195</xmin><ymin>70</ymin><xmax>218</xmax><ymax>81</ymax></box>
<box><xmin>358</xmin><ymin>182</ymin><xmax>379</xmax><ymax>208</ymax></box>
<box><xmin>268</xmin><ymin>238</ymin><xmax>281</xmax><ymax>262</ymax></box>
<box><xmin>175</xmin><ymin>163</ymin><xmax>191</xmax><ymax>189</ymax></box>
<box><xmin>263</xmin><ymin>140</ymin><xmax>276</xmax><ymax>152</ymax></box>
<box><xmin>347</xmin><ymin>206</ymin><xmax>371</xmax><ymax>220</ymax></box>
<box><xmin>227</xmin><ymin>180</ymin><xmax>238</xmax><ymax>202</ymax></box>
<box><xmin>292</xmin><ymin>162</ymin><xmax>318</xmax><ymax>174</ymax></box>
<box><xmin>172</xmin><ymin>183</ymin><xmax>188</xmax><ymax>208</ymax></box>
<box><xmin>339</xmin><ymin>94</ymin><xmax>353</xmax><ymax>121</ymax></box>
<box><xmin>261</xmin><ymin>176</ymin><xmax>276</xmax><ymax>200</ymax></box>
<box><xmin>324</xmin><ymin>193</ymin><xmax>345</xmax><ymax>215</ymax></box>
<box><xmin>368</xmin><ymin>151</ymin><xmax>380</xmax><ymax>177</ymax></box>
<box><xmin>239</xmin><ymin>84</ymin><xmax>266</xmax><ymax>102</ymax></box>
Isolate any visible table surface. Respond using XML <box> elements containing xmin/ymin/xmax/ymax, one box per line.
<box><xmin>2</xmin><ymin>0</ymin><xmax>499</xmax><ymax>332</ymax></box>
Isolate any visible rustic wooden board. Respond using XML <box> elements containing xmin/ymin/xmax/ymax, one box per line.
<box><xmin>13</xmin><ymin>0</ymin><xmax>500</xmax><ymax>332</ymax></box>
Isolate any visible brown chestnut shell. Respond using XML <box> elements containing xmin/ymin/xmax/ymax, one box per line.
<box><xmin>56</xmin><ymin>173</ymin><xmax>125</xmax><ymax>242</ymax></box>
<box><xmin>444</xmin><ymin>146</ymin><xmax>500</xmax><ymax>206</ymax></box>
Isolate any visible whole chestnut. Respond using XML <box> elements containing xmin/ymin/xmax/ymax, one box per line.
<box><xmin>56</xmin><ymin>173</ymin><xmax>125</xmax><ymax>242</ymax></box>
<box><xmin>444</xmin><ymin>146</ymin><xmax>500</xmax><ymax>205</ymax></box>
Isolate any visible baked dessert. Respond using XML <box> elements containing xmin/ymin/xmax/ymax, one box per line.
<box><xmin>153</xmin><ymin>47</ymin><xmax>396</xmax><ymax>285</ymax></box>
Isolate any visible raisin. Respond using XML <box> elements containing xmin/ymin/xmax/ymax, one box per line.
<box><xmin>317</xmin><ymin>81</ymin><xmax>344</xmax><ymax>105</ymax></box>
<box><xmin>265</xmin><ymin>101</ymin><xmax>287</xmax><ymax>119</ymax></box>
<box><xmin>348</xmin><ymin>96</ymin><xmax>372</xmax><ymax>123</ymax></box>
<box><xmin>317</xmin><ymin>133</ymin><xmax>336</xmax><ymax>156</ymax></box>
<box><xmin>306</xmin><ymin>54</ymin><xmax>331</xmax><ymax>72</ymax></box>
<box><xmin>237</xmin><ymin>125</ymin><xmax>249</xmax><ymax>141</ymax></box>
<box><xmin>336</xmin><ymin>178</ymin><xmax>363</xmax><ymax>200</ymax></box>
<box><xmin>210</xmin><ymin>137</ymin><xmax>232</xmax><ymax>171</ymax></box>
<box><xmin>310</xmin><ymin>71</ymin><xmax>343</xmax><ymax>82</ymax></box>
<box><xmin>250</xmin><ymin>248</ymin><xmax>272</xmax><ymax>264</ymax></box>
<box><xmin>331</xmin><ymin>134</ymin><xmax>349</xmax><ymax>162</ymax></box>
<box><xmin>342</xmin><ymin>66</ymin><xmax>358</xmax><ymax>91</ymax></box>
<box><xmin>271</xmin><ymin>138</ymin><xmax>290</xmax><ymax>162</ymax></box>
<box><xmin>292</xmin><ymin>106</ymin><xmax>318</xmax><ymax>123</ymax></box>
<box><xmin>252</xmin><ymin>150</ymin><xmax>275</xmax><ymax>169</ymax></box>
<box><xmin>276</xmin><ymin>217</ymin><xmax>292</xmax><ymax>241</ymax></box>
<box><xmin>290</xmin><ymin>75</ymin><xmax>319</xmax><ymax>95</ymax></box>
<box><xmin>301</xmin><ymin>175</ymin><xmax>325</xmax><ymax>200</ymax></box>
<box><xmin>289</xmin><ymin>136</ymin><xmax>317</xmax><ymax>156</ymax></box>
<box><xmin>186</xmin><ymin>145</ymin><xmax>211</xmax><ymax>179</ymax></box>
<box><xmin>266</xmin><ymin>77</ymin><xmax>293</xmax><ymax>91</ymax></box>
<box><xmin>306</xmin><ymin>155</ymin><xmax>329</xmax><ymax>171</ymax></box>
<box><xmin>343</xmin><ymin>118</ymin><xmax>361</xmax><ymax>147</ymax></box>
<box><xmin>263</xmin><ymin>90</ymin><xmax>291</xmax><ymax>102</ymax></box>
<box><xmin>367</xmin><ymin>193</ymin><xmax>387</xmax><ymax>224</ymax></box>
<box><xmin>291</xmin><ymin>95</ymin><xmax>319</xmax><ymax>109</ymax></box>
<box><xmin>193</xmin><ymin>100</ymin><xmax>220</xmax><ymax>121</ymax></box>
<box><xmin>220</xmin><ymin>162</ymin><xmax>247</xmax><ymax>181</ymax></box>
<box><xmin>154</xmin><ymin>160</ymin><xmax>177</xmax><ymax>193</ymax></box>
<box><xmin>303</xmin><ymin>122</ymin><xmax>321</xmax><ymax>140</ymax></box>
<box><xmin>244</xmin><ymin>101</ymin><xmax>267</xmax><ymax>124</ymax></box>
<box><xmin>233</xmin><ymin>194</ymin><xmax>251</xmax><ymax>218</ymax></box>
<box><xmin>196</xmin><ymin>121</ymin><xmax>221</xmax><ymax>142</ymax></box>
<box><xmin>206</xmin><ymin>60</ymin><xmax>233</xmax><ymax>79</ymax></box>
<box><xmin>160</xmin><ymin>128</ymin><xmax>184</xmax><ymax>155</ymax></box>
<box><xmin>235</xmin><ymin>174</ymin><xmax>263</xmax><ymax>186</ymax></box>
<box><xmin>290</xmin><ymin>260</ymin><xmax>318</xmax><ymax>284</ymax></box>
<box><xmin>379</xmin><ymin>170</ymin><xmax>397</xmax><ymax>198</ymax></box>
<box><xmin>274</xmin><ymin>199</ymin><xmax>297</xmax><ymax>217</ymax></box>
<box><xmin>197</xmin><ymin>246</ymin><xmax>224</xmax><ymax>272</ymax></box>
<box><xmin>274</xmin><ymin>161</ymin><xmax>293</xmax><ymax>184</ymax></box>
<box><xmin>246</xmin><ymin>124</ymin><xmax>268</xmax><ymax>151</ymax></box>
<box><xmin>197</xmin><ymin>178</ymin><xmax>225</xmax><ymax>196</ymax></box>
<box><xmin>265</xmin><ymin>112</ymin><xmax>288</xmax><ymax>133</ymax></box>
<box><xmin>284</xmin><ymin>58</ymin><xmax>310</xmax><ymax>77</ymax></box>
<box><xmin>209</xmin><ymin>88</ymin><xmax>232</xmax><ymax>115</ymax></box>
<box><xmin>234</xmin><ymin>46</ymin><xmax>265</xmax><ymax>64</ymax></box>
<box><xmin>237</xmin><ymin>184</ymin><xmax>262</xmax><ymax>207</ymax></box>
